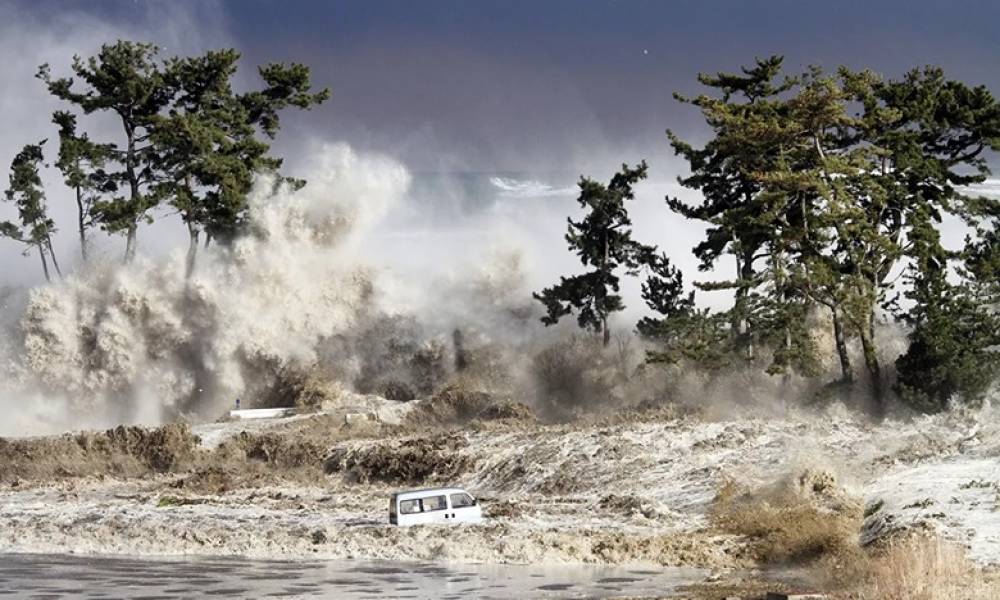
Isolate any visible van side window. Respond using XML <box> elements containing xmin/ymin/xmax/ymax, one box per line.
<box><xmin>422</xmin><ymin>495</ymin><xmax>448</xmax><ymax>512</ymax></box>
<box><xmin>399</xmin><ymin>499</ymin><xmax>421</xmax><ymax>514</ymax></box>
<box><xmin>450</xmin><ymin>493</ymin><xmax>474</xmax><ymax>508</ymax></box>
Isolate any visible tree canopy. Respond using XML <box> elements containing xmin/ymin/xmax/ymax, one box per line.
<box><xmin>651</xmin><ymin>58</ymin><xmax>1000</xmax><ymax>413</ymax></box>
<box><xmin>36</xmin><ymin>40</ymin><xmax>330</xmax><ymax>265</ymax></box>
<box><xmin>5</xmin><ymin>41</ymin><xmax>1000</xmax><ymax>416</ymax></box>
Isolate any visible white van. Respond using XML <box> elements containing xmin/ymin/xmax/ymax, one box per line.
<box><xmin>389</xmin><ymin>487</ymin><xmax>483</xmax><ymax>526</ymax></box>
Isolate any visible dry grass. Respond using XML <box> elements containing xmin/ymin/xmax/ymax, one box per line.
<box><xmin>0</xmin><ymin>424</ymin><xmax>200</xmax><ymax>482</ymax></box>
<box><xmin>323</xmin><ymin>433</ymin><xmax>474</xmax><ymax>485</ymax></box>
<box><xmin>0</xmin><ymin>415</ymin><xmax>368</xmax><ymax>490</ymax></box>
<box><xmin>396</xmin><ymin>383</ymin><xmax>535</xmax><ymax>431</ymax></box>
<box><xmin>702</xmin><ymin>474</ymin><xmax>1000</xmax><ymax>599</ymax></box>
<box><xmin>850</xmin><ymin>536</ymin><xmax>1000</xmax><ymax>600</ymax></box>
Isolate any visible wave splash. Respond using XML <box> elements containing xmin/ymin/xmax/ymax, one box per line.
<box><xmin>0</xmin><ymin>143</ymin><xmax>415</xmax><ymax>435</ymax></box>
<box><xmin>489</xmin><ymin>176</ymin><xmax>575</xmax><ymax>198</ymax></box>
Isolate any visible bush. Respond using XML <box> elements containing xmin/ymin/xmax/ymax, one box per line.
<box><xmin>895</xmin><ymin>291</ymin><xmax>1000</xmax><ymax>413</ymax></box>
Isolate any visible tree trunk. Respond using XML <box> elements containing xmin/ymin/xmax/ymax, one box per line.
<box><xmin>831</xmin><ymin>306</ymin><xmax>853</xmax><ymax>383</ymax></box>
<box><xmin>124</xmin><ymin>121</ymin><xmax>140</xmax><ymax>264</ymax></box>
<box><xmin>124</xmin><ymin>224</ymin><xmax>137</xmax><ymax>263</ymax></box>
<box><xmin>185</xmin><ymin>222</ymin><xmax>199</xmax><ymax>279</ymax></box>
<box><xmin>46</xmin><ymin>236</ymin><xmax>62</xmax><ymax>278</ymax></box>
<box><xmin>859</xmin><ymin>319</ymin><xmax>884</xmax><ymax>416</ymax></box>
<box><xmin>76</xmin><ymin>185</ymin><xmax>88</xmax><ymax>262</ymax></box>
<box><xmin>731</xmin><ymin>251</ymin><xmax>744</xmax><ymax>337</ymax></box>
<box><xmin>733</xmin><ymin>248</ymin><xmax>755</xmax><ymax>360</ymax></box>
<box><xmin>37</xmin><ymin>245</ymin><xmax>51</xmax><ymax>283</ymax></box>
<box><xmin>774</xmin><ymin>250</ymin><xmax>791</xmax><ymax>357</ymax></box>
<box><xmin>601</xmin><ymin>231</ymin><xmax>611</xmax><ymax>348</ymax></box>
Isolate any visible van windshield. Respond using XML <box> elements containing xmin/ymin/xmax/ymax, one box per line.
<box><xmin>389</xmin><ymin>496</ymin><xmax>397</xmax><ymax>517</ymax></box>
<box><xmin>450</xmin><ymin>493</ymin><xmax>475</xmax><ymax>508</ymax></box>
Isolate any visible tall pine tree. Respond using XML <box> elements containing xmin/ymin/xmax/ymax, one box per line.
<box><xmin>38</xmin><ymin>41</ymin><xmax>171</xmax><ymax>262</ymax></box>
<box><xmin>1</xmin><ymin>142</ymin><xmax>61</xmax><ymax>282</ymax></box>
<box><xmin>153</xmin><ymin>49</ymin><xmax>330</xmax><ymax>275</ymax></box>
<box><xmin>52</xmin><ymin>111</ymin><xmax>116</xmax><ymax>262</ymax></box>
<box><xmin>666</xmin><ymin>56</ymin><xmax>798</xmax><ymax>361</ymax></box>
<box><xmin>535</xmin><ymin>162</ymin><xmax>655</xmax><ymax>347</ymax></box>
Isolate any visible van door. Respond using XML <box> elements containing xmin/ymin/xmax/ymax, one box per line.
<box><xmin>397</xmin><ymin>497</ymin><xmax>428</xmax><ymax>526</ymax></box>
<box><xmin>420</xmin><ymin>494</ymin><xmax>450</xmax><ymax>524</ymax></box>
<box><xmin>448</xmin><ymin>492</ymin><xmax>481</xmax><ymax>523</ymax></box>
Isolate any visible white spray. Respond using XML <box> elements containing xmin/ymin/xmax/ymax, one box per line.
<box><xmin>0</xmin><ymin>143</ymin><xmax>412</xmax><ymax>435</ymax></box>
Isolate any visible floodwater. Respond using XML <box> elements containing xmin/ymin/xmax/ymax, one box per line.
<box><xmin>0</xmin><ymin>554</ymin><xmax>707</xmax><ymax>599</ymax></box>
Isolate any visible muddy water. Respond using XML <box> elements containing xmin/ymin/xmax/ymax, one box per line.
<box><xmin>0</xmin><ymin>554</ymin><xmax>707</xmax><ymax>599</ymax></box>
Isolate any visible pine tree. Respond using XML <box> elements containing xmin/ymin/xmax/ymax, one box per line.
<box><xmin>636</xmin><ymin>252</ymin><xmax>735</xmax><ymax>368</ymax></box>
<box><xmin>666</xmin><ymin>56</ymin><xmax>798</xmax><ymax>361</ymax></box>
<box><xmin>153</xmin><ymin>49</ymin><xmax>330</xmax><ymax>275</ymax></box>
<box><xmin>535</xmin><ymin>162</ymin><xmax>654</xmax><ymax>346</ymax></box>
<box><xmin>843</xmin><ymin>66</ymin><xmax>1000</xmax><ymax>410</ymax></box>
<box><xmin>760</xmin><ymin>69</ymin><xmax>890</xmax><ymax>388</ymax></box>
<box><xmin>894</xmin><ymin>205</ymin><xmax>1000</xmax><ymax>412</ymax></box>
<box><xmin>38</xmin><ymin>41</ymin><xmax>331</xmax><ymax>266</ymax></box>
<box><xmin>765</xmin><ymin>66</ymin><xmax>1000</xmax><ymax>409</ymax></box>
<box><xmin>667</xmin><ymin>59</ymin><xmax>1000</xmax><ymax>413</ymax></box>
<box><xmin>52</xmin><ymin>111</ymin><xmax>116</xmax><ymax>262</ymax></box>
<box><xmin>38</xmin><ymin>41</ymin><xmax>171</xmax><ymax>262</ymax></box>
<box><xmin>1</xmin><ymin>142</ymin><xmax>60</xmax><ymax>282</ymax></box>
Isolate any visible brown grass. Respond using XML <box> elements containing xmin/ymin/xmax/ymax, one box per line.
<box><xmin>0</xmin><ymin>416</ymin><xmax>362</xmax><ymax>490</ymax></box>
<box><xmin>0</xmin><ymin>424</ymin><xmax>199</xmax><ymax>481</ymax></box>
<box><xmin>677</xmin><ymin>535</ymin><xmax>1000</xmax><ymax>600</ymax></box>
<box><xmin>323</xmin><ymin>433</ymin><xmax>474</xmax><ymax>485</ymax></box>
<box><xmin>396</xmin><ymin>384</ymin><xmax>535</xmax><ymax>431</ymax></box>
<box><xmin>698</xmin><ymin>473</ymin><xmax>1000</xmax><ymax>599</ymax></box>
<box><xmin>849</xmin><ymin>536</ymin><xmax>1000</xmax><ymax>600</ymax></box>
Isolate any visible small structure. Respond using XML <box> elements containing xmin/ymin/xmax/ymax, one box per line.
<box><xmin>228</xmin><ymin>407</ymin><xmax>297</xmax><ymax>420</ymax></box>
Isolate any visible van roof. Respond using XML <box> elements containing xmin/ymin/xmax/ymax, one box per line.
<box><xmin>393</xmin><ymin>487</ymin><xmax>470</xmax><ymax>500</ymax></box>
